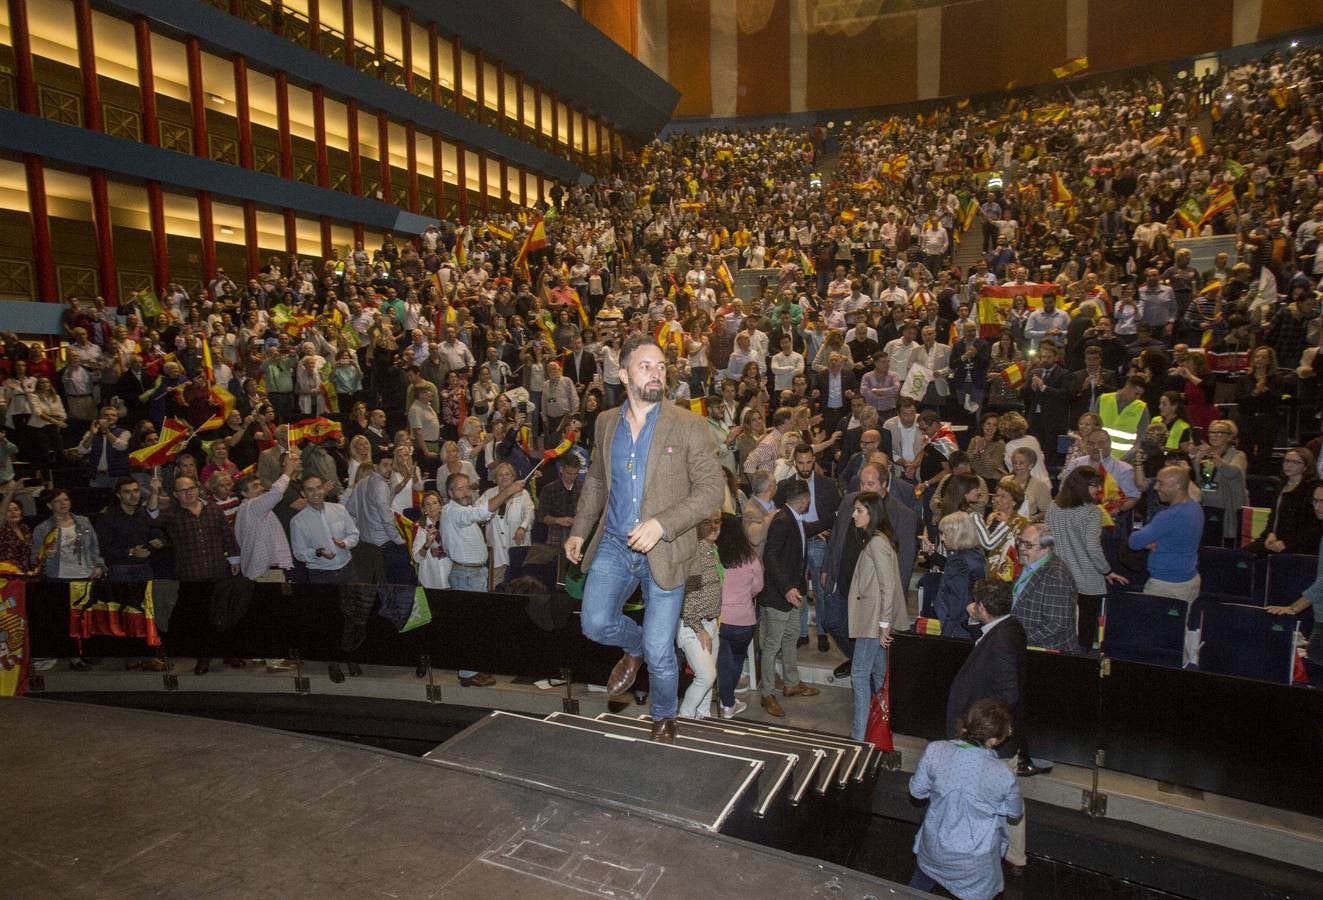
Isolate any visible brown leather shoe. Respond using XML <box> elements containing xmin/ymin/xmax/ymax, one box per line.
<box><xmin>607</xmin><ymin>653</ymin><xmax>644</xmax><ymax>694</ymax></box>
<box><xmin>774</xmin><ymin>675</ymin><xmax>785</xmax><ymax>692</ymax></box>
<box><xmin>459</xmin><ymin>672</ymin><xmax>496</xmax><ymax>687</ymax></box>
<box><xmin>650</xmin><ymin>717</ymin><xmax>676</xmax><ymax>744</ymax></box>
<box><xmin>760</xmin><ymin>694</ymin><xmax>786</xmax><ymax>717</ymax></box>
<box><xmin>783</xmin><ymin>683</ymin><xmax>820</xmax><ymax>697</ymax></box>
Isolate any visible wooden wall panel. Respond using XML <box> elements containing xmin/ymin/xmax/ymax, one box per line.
<box><xmin>580</xmin><ymin>0</ymin><xmax>637</xmax><ymax>55</ymax></box>
<box><xmin>1088</xmin><ymin>0</ymin><xmax>1234</xmax><ymax>72</ymax></box>
<box><xmin>1258</xmin><ymin>0</ymin><xmax>1323</xmax><ymax>40</ymax></box>
<box><xmin>998</xmin><ymin>0</ymin><xmax>1068</xmax><ymax>90</ymax></box>
<box><xmin>736</xmin><ymin>0</ymin><xmax>790</xmax><ymax>116</ymax></box>
<box><xmin>939</xmin><ymin>0</ymin><xmax>999</xmax><ymax>97</ymax></box>
<box><xmin>668</xmin><ymin>0</ymin><xmax>713</xmax><ymax>116</ymax></box>
<box><xmin>806</xmin><ymin>13</ymin><xmax>917</xmax><ymax>111</ymax></box>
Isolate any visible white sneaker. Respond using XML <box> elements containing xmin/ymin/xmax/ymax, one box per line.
<box><xmin>720</xmin><ymin>699</ymin><xmax>748</xmax><ymax>719</ymax></box>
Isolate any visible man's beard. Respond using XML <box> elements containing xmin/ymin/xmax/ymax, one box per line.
<box><xmin>634</xmin><ymin>381</ymin><xmax>664</xmax><ymax>402</ymax></box>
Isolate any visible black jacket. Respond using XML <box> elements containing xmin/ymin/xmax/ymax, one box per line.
<box><xmin>94</xmin><ymin>504</ymin><xmax>165</xmax><ymax>572</ymax></box>
<box><xmin>811</xmin><ymin>369</ymin><xmax>860</xmax><ymax>413</ymax></box>
<box><xmin>1021</xmin><ymin>363</ymin><xmax>1071</xmax><ymax>435</ymax></box>
<box><xmin>774</xmin><ymin>472</ymin><xmax>841</xmax><ymax>540</ymax></box>
<box><xmin>945</xmin><ymin>616</ymin><xmax>1027</xmax><ymax>759</ymax></box>
<box><xmin>563</xmin><ymin>349</ymin><xmax>598</xmax><ymax>385</ymax></box>
<box><xmin>757</xmin><ymin>507</ymin><xmax>806</xmax><ymax>612</ymax></box>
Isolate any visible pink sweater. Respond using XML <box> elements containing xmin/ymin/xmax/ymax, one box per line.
<box><xmin>720</xmin><ymin>558</ymin><xmax>764</xmax><ymax>627</ymax></box>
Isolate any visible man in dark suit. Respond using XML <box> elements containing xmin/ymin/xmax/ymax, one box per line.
<box><xmin>567</xmin><ymin>335</ymin><xmax>725</xmax><ymax>745</ymax></box>
<box><xmin>1021</xmin><ymin>339</ymin><xmax>1071</xmax><ymax>466</ymax></box>
<box><xmin>562</xmin><ymin>335</ymin><xmax>598</xmax><ymax>386</ymax></box>
<box><xmin>776</xmin><ymin>441</ymin><xmax>843</xmax><ymax>652</ymax></box>
<box><xmin>823</xmin><ymin>459</ymin><xmax>919</xmax><ymax>677</ymax></box>
<box><xmin>766</xmin><ymin>309</ymin><xmax>804</xmax><ymax>356</ymax></box>
<box><xmin>945</xmin><ymin>579</ymin><xmax>1028</xmax><ymax>875</ymax></box>
<box><xmin>1068</xmin><ymin>343</ymin><xmax>1117</xmax><ymax>424</ymax></box>
<box><xmin>812</xmin><ymin>351</ymin><xmax>860</xmax><ymax>436</ymax></box>
<box><xmin>757</xmin><ymin>479</ymin><xmax>820</xmax><ymax>718</ymax></box>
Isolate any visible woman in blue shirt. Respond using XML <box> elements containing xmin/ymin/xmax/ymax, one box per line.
<box><xmin>909</xmin><ymin>698</ymin><xmax>1023</xmax><ymax>899</ymax></box>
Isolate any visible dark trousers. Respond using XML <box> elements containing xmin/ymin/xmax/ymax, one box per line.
<box><xmin>717</xmin><ymin>622</ymin><xmax>756</xmax><ymax>707</ymax></box>
<box><xmin>1078</xmin><ymin>592</ymin><xmax>1103</xmax><ymax>649</ymax></box>
<box><xmin>268</xmin><ymin>391</ymin><xmax>296</xmax><ymax>424</ymax></box>
<box><xmin>308</xmin><ymin>564</ymin><xmax>354</xmax><ymax>584</ymax></box>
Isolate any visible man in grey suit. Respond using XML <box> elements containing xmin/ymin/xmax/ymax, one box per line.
<box><xmin>567</xmin><ymin>335</ymin><xmax>725</xmax><ymax>744</ymax></box>
<box><xmin>823</xmin><ymin>459</ymin><xmax>918</xmax><ymax>678</ymax></box>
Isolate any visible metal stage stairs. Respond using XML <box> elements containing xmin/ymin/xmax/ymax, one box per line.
<box><xmin>425</xmin><ymin>711</ymin><xmax>882</xmax><ymax>836</ymax></box>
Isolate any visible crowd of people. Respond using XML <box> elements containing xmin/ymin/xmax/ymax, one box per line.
<box><xmin>2</xmin><ymin>41</ymin><xmax>1323</xmax><ymax>896</ymax></box>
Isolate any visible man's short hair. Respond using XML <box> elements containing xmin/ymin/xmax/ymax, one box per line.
<box><xmin>113</xmin><ymin>476</ymin><xmax>138</xmax><ymax>492</ymax></box>
<box><xmin>301</xmin><ymin>473</ymin><xmax>325</xmax><ymax>488</ymax></box>
<box><xmin>750</xmin><ymin>470</ymin><xmax>773</xmax><ymax>495</ymax></box>
<box><xmin>973</xmin><ymin>578</ymin><xmax>1013</xmax><ymax>617</ymax></box>
<box><xmin>781</xmin><ymin>478</ymin><xmax>810</xmax><ymax>503</ymax></box>
<box><xmin>619</xmin><ymin>332</ymin><xmax>658</xmax><ymax>369</ymax></box>
<box><xmin>918</xmin><ymin>410</ymin><xmax>940</xmax><ymax>427</ymax></box>
<box><xmin>793</xmin><ymin>441</ymin><xmax>815</xmax><ymax>458</ymax></box>
<box><xmin>897</xmin><ymin>397</ymin><xmax>917</xmax><ymax>412</ymax></box>
<box><xmin>560</xmin><ymin>454</ymin><xmax>582</xmax><ymax>471</ymax></box>
<box><xmin>235</xmin><ymin>474</ymin><xmax>261</xmax><ymax>495</ymax></box>
<box><xmin>771</xmin><ymin>406</ymin><xmax>796</xmax><ymax>429</ymax></box>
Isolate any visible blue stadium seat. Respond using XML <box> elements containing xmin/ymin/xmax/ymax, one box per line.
<box><xmin>1101</xmin><ymin>592</ymin><xmax>1187</xmax><ymax>668</ymax></box>
<box><xmin>1196</xmin><ymin>547</ymin><xmax>1254</xmax><ymax>599</ymax></box>
<box><xmin>1198</xmin><ymin>602</ymin><xmax>1298</xmax><ymax>684</ymax></box>
<box><xmin>1261</xmin><ymin>553</ymin><xmax>1317</xmax><ymax>608</ymax></box>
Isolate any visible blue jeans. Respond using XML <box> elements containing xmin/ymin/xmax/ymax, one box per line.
<box><xmin>801</xmin><ymin>537</ymin><xmax>827</xmax><ymax>637</ymax></box>
<box><xmin>820</xmin><ymin>588</ymin><xmax>853</xmax><ymax>660</ymax></box>
<box><xmin>448</xmin><ymin>564</ymin><xmax>487</xmax><ymax>676</ymax></box>
<box><xmin>850</xmin><ymin>635</ymin><xmax>888</xmax><ymax>741</ymax></box>
<box><xmin>717</xmin><ymin>622</ymin><xmax>756</xmax><ymax>707</ymax></box>
<box><xmin>580</xmin><ymin>534</ymin><xmax>685</xmax><ymax>719</ymax></box>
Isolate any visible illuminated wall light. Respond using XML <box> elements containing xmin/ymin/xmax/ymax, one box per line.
<box><xmin>209</xmin><ymin>94</ymin><xmax>226</xmax><ymax>105</ymax></box>
<box><xmin>444</xmin><ymin>169</ymin><xmax>455</xmax><ymax>177</ymax></box>
<box><xmin>219</xmin><ymin>226</ymin><xmax>234</xmax><ymax>235</ymax></box>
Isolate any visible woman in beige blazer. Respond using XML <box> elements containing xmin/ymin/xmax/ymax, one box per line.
<box><xmin>847</xmin><ymin>491</ymin><xmax>912</xmax><ymax>741</ymax></box>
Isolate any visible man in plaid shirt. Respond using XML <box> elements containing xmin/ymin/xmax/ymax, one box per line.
<box><xmin>1009</xmin><ymin>523</ymin><xmax>1079</xmax><ymax>654</ymax></box>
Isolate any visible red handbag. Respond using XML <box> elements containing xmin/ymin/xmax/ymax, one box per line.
<box><xmin>864</xmin><ymin>658</ymin><xmax>894</xmax><ymax>752</ymax></box>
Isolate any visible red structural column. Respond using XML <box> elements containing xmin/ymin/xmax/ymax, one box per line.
<box><xmin>370</xmin><ymin>0</ymin><xmax>384</xmax><ymax>72</ymax></box>
<box><xmin>283</xmin><ymin>209</ymin><xmax>298</xmax><ymax>257</ymax></box>
<box><xmin>146</xmin><ymin>181</ymin><xmax>169</xmax><ymax>293</ymax></box>
<box><xmin>76</xmin><ymin>0</ymin><xmax>117</xmax><ymax>303</ymax></box>
<box><xmin>74</xmin><ymin>0</ymin><xmax>103</xmax><ymax>132</ymax></box>
<box><xmin>24</xmin><ymin>156</ymin><xmax>56</xmax><ymax>301</ymax></box>
<box><xmin>312</xmin><ymin>86</ymin><xmax>329</xmax><ymax>187</ymax></box>
<box><xmin>185</xmin><ymin>38</ymin><xmax>208</xmax><ymax>158</ymax></box>
<box><xmin>134</xmin><ymin>19</ymin><xmax>158</xmax><ymax>145</ymax></box>
<box><xmin>400</xmin><ymin>6</ymin><xmax>413</xmax><ymax>93</ymax></box>
<box><xmin>196</xmin><ymin>189</ymin><xmax>215</xmax><ymax>282</ymax></box>
<box><xmin>431</xmin><ymin>131</ymin><xmax>444</xmax><ymax>220</ymax></box>
<box><xmin>347</xmin><ymin>99</ymin><xmax>361</xmax><ymax>195</ymax></box>
<box><xmin>89</xmin><ymin>169</ymin><xmax>119</xmax><ymax>304</ymax></box>
<box><xmin>242</xmin><ymin>201</ymin><xmax>259</xmax><ymax>274</ymax></box>
<box><xmin>319</xmin><ymin>217</ymin><xmax>332</xmax><ymax>259</ymax></box>
<box><xmin>477</xmin><ymin>150</ymin><xmax>488</xmax><ymax>216</ymax></box>
<box><xmin>451</xmin><ymin>35</ymin><xmax>463</xmax><ymax>114</ymax></box>
<box><xmin>9</xmin><ymin>0</ymin><xmax>56</xmax><ymax>300</ymax></box>
<box><xmin>428</xmin><ymin>24</ymin><xmax>440</xmax><ymax>105</ymax></box>
<box><xmin>377</xmin><ymin>112</ymin><xmax>391</xmax><ymax>200</ymax></box>
<box><xmin>275</xmin><ymin>71</ymin><xmax>293</xmax><ymax>179</ymax></box>
<box><xmin>515</xmin><ymin>72</ymin><xmax>525</xmax><ymax>140</ymax></box>
<box><xmin>405</xmin><ymin>123</ymin><xmax>418</xmax><ymax>212</ymax></box>
<box><xmin>233</xmin><ymin>55</ymin><xmax>252</xmax><ymax>168</ymax></box>
<box><xmin>474</xmin><ymin>48</ymin><xmax>485</xmax><ymax>126</ymax></box>
<box><xmin>341</xmin><ymin>0</ymin><xmax>354</xmax><ymax>66</ymax></box>
<box><xmin>455</xmin><ymin>140</ymin><xmax>467</xmax><ymax>224</ymax></box>
<box><xmin>307</xmin><ymin>0</ymin><xmax>321</xmax><ymax>52</ymax></box>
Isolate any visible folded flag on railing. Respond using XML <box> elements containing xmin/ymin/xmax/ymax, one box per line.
<box><xmin>914</xmin><ymin>617</ymin><xmax>942</xmax><ymax>636</ymax></box>
<box><xmin>0</xmin><ymin>578</ymin><xmax>28</xmax><ymax>697</ymax></box>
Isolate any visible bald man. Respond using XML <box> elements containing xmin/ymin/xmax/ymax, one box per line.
<box><xmin>1128</xmin><ymin>466</ymin><xmax>1205</xmax><ymax>665</ymax></box>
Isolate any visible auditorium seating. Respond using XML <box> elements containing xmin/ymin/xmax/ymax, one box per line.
<box><xmin>1198</xmin><ymin>602</ymin><xmax>1299</xmax><ymax>684</ymax></box>
<box><xmin>1101</xmin><ymin>591</ymin><xmax>1189</xmax><ymax>668</ymax></box>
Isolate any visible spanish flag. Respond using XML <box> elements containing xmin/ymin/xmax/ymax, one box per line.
<box><xmin>717</xmin><ymin>259</ymin><xmax>735</xmax><ymax>298</ymax></box>
<box><xmin>393</xmin><ymin>511</ymin><xmax>417</xmax><ymax>550</ymax></box>
<box><xmin>1197</xmin><ymin>186</ymin><xmax>1236</xmax><ymax>229</ymax></box>
<box><xmin>514</xmin><ymin>214</ymin><xmax>547</xmax><ymax>281</ymax></box>
<box><xmin>1189</xmin><ymin>133</ymin><xmax>1206</xmax><ymax>157</ymax></box>
<box><xmin>129</xmin><ymin>417</ymin><xmax>192</xmax><ymax>469</ymax></box>
<box><xmin>0</xmin><ymin>578</ymin><xmax>28</xmax><ymax>696</ymax></box>
<box><xmin>1000</xmin><ymin>361</ymin><xmax>1026</xmax><ymax>389</ymax></box>
<box><xmin>201</xmin><ymin>336</ymin><xmax>214</xmax><ymax>384</ymax></box>
<box><xmin>487</xmin><ymin>222</ymin><xmax>514</xmax><ymax>242</ymax></box>
<box><xmin>1050</xmin><ymin>172</ymin><xmax>1073</xmax><ymax>206</ymax></box>
<box><xmin>542</xmin><ymin>432</ymin><xmax>578</xmax><ymax>461</ymax></box>
<box><xmin>288</xmin><ymin>416</ymin><xmax>343</xmax><ymax>445</ymax></box>
<box><xmin>689</xmin><ymin>397</ymin><xmax>708</xmax><ymax>418</ymax></box>
<box><xmin>1268</xmin><ymin>85</ymin><xmax>1290</xmax><ymax>110</ymax></box>
<box><xmin>1099</xmin><ymin>468</ymin><xmax>1125</xmax><ymax>528</ymax></box>
<box><xmin>656</xmin><ymin>321</ymin><xmax>687</xmax><ymax>356</ymax></box>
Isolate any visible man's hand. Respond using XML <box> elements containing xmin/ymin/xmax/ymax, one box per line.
<box><xmin>564</xmin><ymin>536</ymin><xmax>584</xmax><ymax>565</ymax></box>
<box><xmin>696</xmin><ymin>627</ymin><xmax>713</xmax><ymax>654</ymax></box>
<box><xmin>1104</xmin><ymin>572</ymin><xmax>1129</xmax><ymax>586</ymax></box>
<box><xmin>627</xmin><ymin>518</ymin><xmax>665</xmax><ymax>553</ymax></box>
<box><xmin>129</xmin><ymin>545</ymin><xmax>150</xmax><ymax>559</ymax></box>
<box><xmin>332</xmin><ymin>538</ymin><xmax>347</xmax><ymax>548</ymax></box>
<box><xmin>786</xmin><ymin>587</ymin><xmax>802</xmax><ymax>607</ymax></box>
<box><xmin>880</xmin><ymin>625</ymin><xmax>894</xmax><ymax>648</ymax></box>
<box><xmin>316</xmin><ymin>548</ymin><xmax>333</xmax><ymax>559</ymax></box>
<box><xmin>1265</xmin><ymin>605</ymin><xmax>1298</xmax><ymax>615</ymax></box>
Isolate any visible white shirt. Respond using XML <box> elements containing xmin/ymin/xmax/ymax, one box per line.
<box><xmin>441</xmin><ymin>499</ymin><xmax>494</xmax><ymax>565</ymax></box>
<box><xmin>479</xmin><ymin>487</ymin><xmax>534</xmax><ymax>568</ymax></box>
<box><xmin>770</xmin><ymin>351</ymin><xmax>805</xmax><ymax>391</ymax></box>
<box><xmin>290</xmin><ymin>501</ymin><xmax>360</xmax><ymax>570</ymax></box>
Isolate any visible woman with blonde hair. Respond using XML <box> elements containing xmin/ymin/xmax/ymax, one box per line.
<box><xmin>345</xmin><ymin>434</ymin><xmax>373</xmax><ymax>487</ymax></box>
<box><xmin>26</xmin><ymin>376</ymin><xmax>67</xmax><ymax>483</ymax></box>
<box><xmin>932</xmin><ymin>511</ymin><xmax>985</xmax><ymax>638</ymax></box>
<box><xmin>478</xmin><ymin>462</ymin><xmax>533</xmax><ymax>586</ymax></box>
<box><xmin>999</xmin><ymin>411</ymin><xmax>1049</xmax><ymax>484</ymax></box>
<box><xmin>457</xmin><ymin>416</ymin><xmax>485</xmax><ymax>463</ymax></box>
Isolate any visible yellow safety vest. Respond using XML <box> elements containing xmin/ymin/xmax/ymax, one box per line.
<box><xmin>1099</xmin><ymin>393</ymin><xmax>1146</xmax><ymax>459</ymax></box>
<box><xmin>1153</xmin><ymin>416</ymin><xmax>1189</xmax><ymax>450</ymax></box>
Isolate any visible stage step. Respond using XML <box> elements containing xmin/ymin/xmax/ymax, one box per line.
<box><xmin>424</xmin><ymin>711</ymin><xmax>763</xmax><ymax>832</ymax></box>
<box><xmin>595</xmin><ymin>713</ymin><xmax>874</xmax><ymax>795</ymax></box>
<box><xmin>545</xmin><ymin>712</ymin><xmax>799</xmax><ymax>817</ymax></box>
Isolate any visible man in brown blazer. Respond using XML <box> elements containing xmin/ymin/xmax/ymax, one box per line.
<box><xmin>567</xmin><ymin>335</ymin><xmax>725</xmax><ymax>743</ymax></box>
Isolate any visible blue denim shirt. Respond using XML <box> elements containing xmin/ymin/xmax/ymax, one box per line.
<box><xmin>605</xmin><ymin>401</ymin><xmax>662</xmax><ymax>541</ymax></box>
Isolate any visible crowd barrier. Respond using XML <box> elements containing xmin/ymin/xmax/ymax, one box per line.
<box><xmin>889</xmin><ymin>633</ymin><xmax>1323</xmax><ymax>819</ymax></box>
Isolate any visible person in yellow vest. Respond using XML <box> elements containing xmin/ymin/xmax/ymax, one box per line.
<box><xmin>1152</xmin><ymin>391</ymin><xmax>1192</xmax><ymax>451</ymax></box>
<box><xmin>1097</xmin><ymin>376</ymin><xmax>1150</xmax><ymax>460</ymax></box>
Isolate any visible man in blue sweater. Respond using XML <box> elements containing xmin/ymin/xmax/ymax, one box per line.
<box><xmin>1128</xmin><ymin>466</ymin><xmax>1204</xmax><ymax>664</ymax></box>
